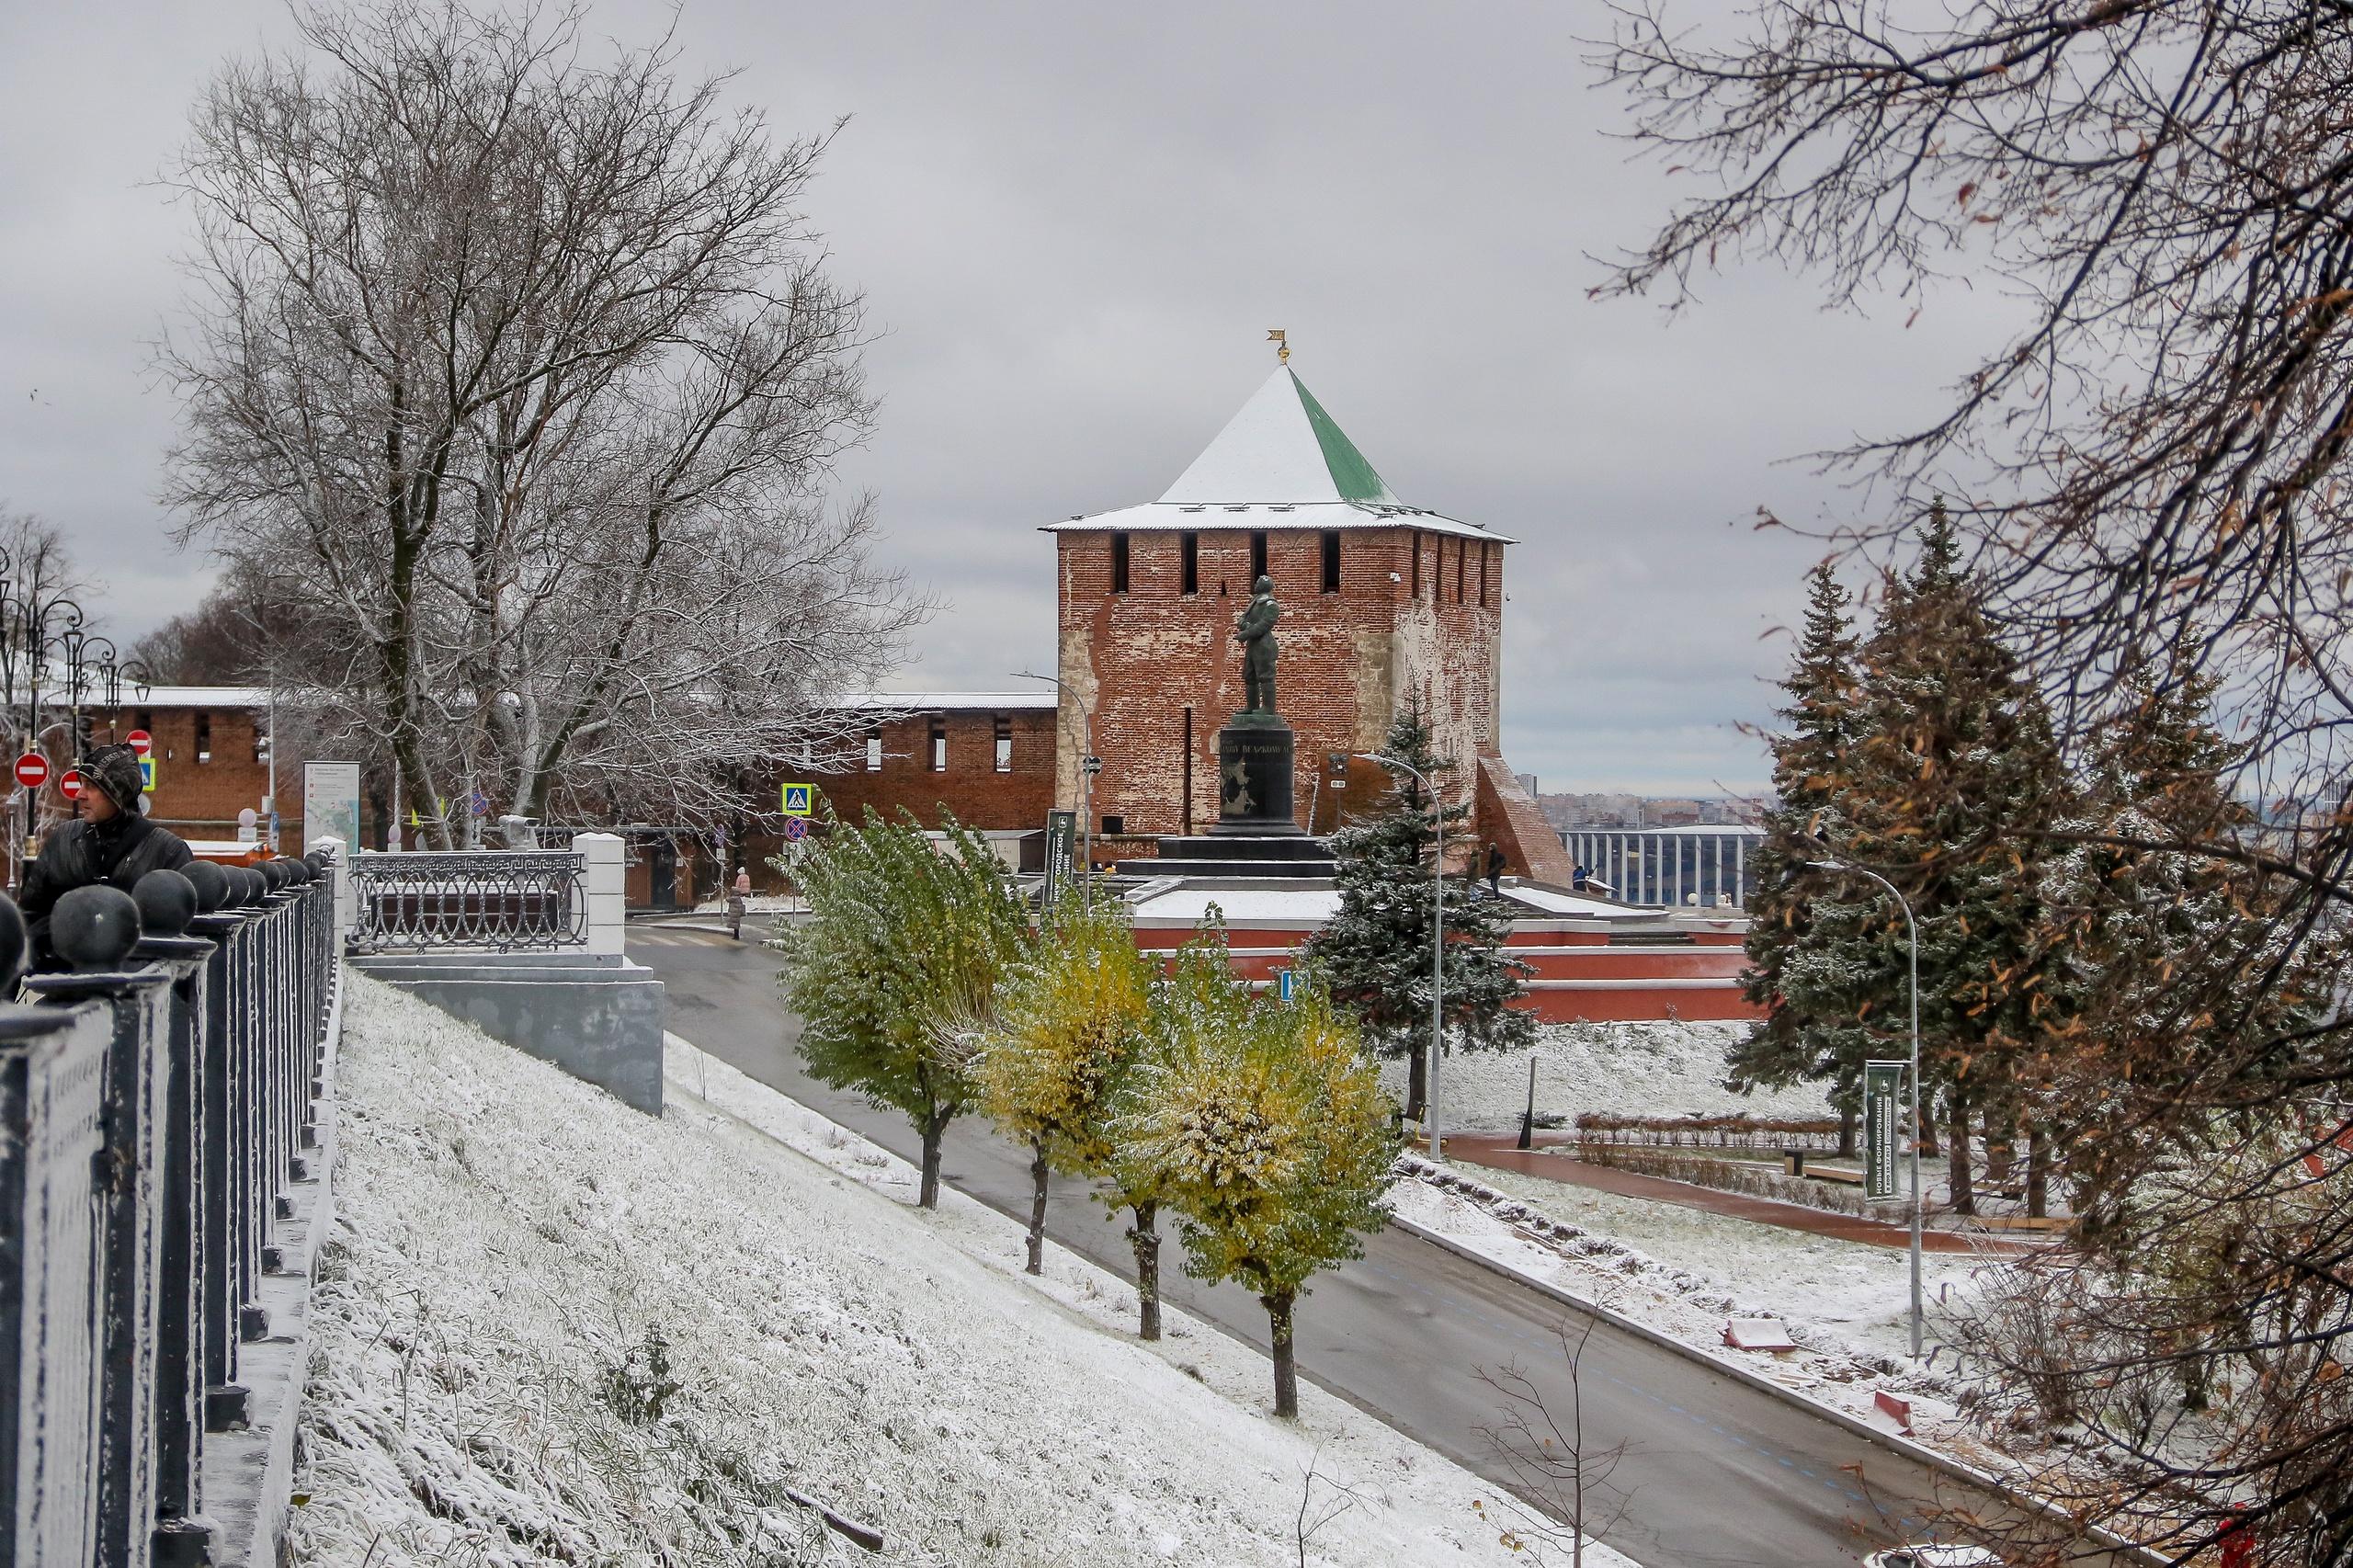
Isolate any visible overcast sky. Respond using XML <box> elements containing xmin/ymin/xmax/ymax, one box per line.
<box><xmin>0</xmin><ymin>1</ymin><xmax>2006</xmax><ymax>794</ymax></box>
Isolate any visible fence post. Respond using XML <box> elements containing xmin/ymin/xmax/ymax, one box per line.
<box><xmin>576</xmin><ymin>833</ymin><xmax>626</xmax><ymax>957</ymax></box>
<box><xmin>26</xmin><ymin>921</ymin><xmax>175</xmax><ymax>1568</ymax></box>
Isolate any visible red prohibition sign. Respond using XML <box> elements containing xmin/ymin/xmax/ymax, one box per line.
<box><xmin>59</xmin><ymin>768</ymin><xmax>85</xmax><ymax>801</ymax></box>
<box><xmin>13</xmin><ymin>752</ymin><xmax>49</xmax><ymax>790</ymax></box>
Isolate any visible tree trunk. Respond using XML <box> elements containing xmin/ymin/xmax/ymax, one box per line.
<box><xmin>1947</xmin><ymin>1087</ymin><xmax>1974</xmax><ymax>1217</ymax></box>
<box><xmin>918</xmin><ymin>1116</ymin><xmax>946</xmax><ymax>1210</ymax></box>
<box><xmin>1263</xmin><ymin>1289</ymin><xmax>1299</xmax><ymax>1418</ymax></box>
<box><xmin>1405</xmin><ymin>1040</ymin><xmax>1428</xmax><ymax>1124</ymax></box>
<box><xmin>1128</xmin><ymin>1200</ymin><xmax>1161</xmax><ymax>1341</ymax></box>
<box><xmin>1026</xmin><ymin>1140</ymin><xmax>1049</xmax><ymax>1275</ymax></box>
<box><xmin>2026</xmin><ymin>1123</ymin><xmax>2050</xmax><ymax>1220</ymax></box>
<box><xmin>1837</xmin><ymin>1104</ymin><xmax>1858</xmax><ymax>1159</ymax></box>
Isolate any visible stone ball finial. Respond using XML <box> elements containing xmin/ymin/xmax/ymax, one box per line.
<box><xmin>0</xmin><ymin>894</ymin><xmax>26</xmax><ymax>993</ymax></box>
<box><xmin>134</xmin><ymin>869</ymin><xmax>199</xmax><ymax>938</ymax></box>
<box><xmin>282</xmin><ymin>858</ymin><xmax>313</xmax><ymax>886</ymax></box>
<box><xmin>225</xmin><ymin>867</ymin><xmax>258</xmax><ymax>907</ymax></box>
<box><xmin>181</xmin><ymin>859</ymin><xmax>230</xmax><ymax>913</ymax></box>
<box><xmin>54</xmin><ymin>884</ymin><xmax>142</xmax><ymax>971</ymax></box>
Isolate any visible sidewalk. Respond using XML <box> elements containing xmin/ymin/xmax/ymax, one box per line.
<box><xmin>1446</xmin><ymin>1135</ymin><xmax>2032</xmax><ymax>1256</ymax></box>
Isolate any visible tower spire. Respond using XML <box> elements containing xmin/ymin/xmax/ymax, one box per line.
<box><xmin>1267</xmin><ymin>327</ymin><xmax>1289</xmax><ymax>365</ymax></box>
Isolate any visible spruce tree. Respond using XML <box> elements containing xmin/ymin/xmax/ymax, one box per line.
<box><xmin>1301</xmin><ymin>705</ymin><xmax>1534</xmax><ymax>1121</ymax></box>
<box><xmin>1732</xmin><ymin>561</ymin><xmax>1868</xmax><ymax>1151</ymax></box>
<box><xmin>1826</xmin><ymin>501</ymin><xmax>2074</xmax><ymax>1215</ymax></box>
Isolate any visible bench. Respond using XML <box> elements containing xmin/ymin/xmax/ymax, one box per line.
<box><xmin>1781</xmin><ymin>1149</ymin><xmax>1865</xmax><ymax>1185</ymax></box>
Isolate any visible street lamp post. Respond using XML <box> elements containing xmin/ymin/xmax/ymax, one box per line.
<box><xmin>1810</xmin><ymin>852</ymin><xmax>1925</xmax><ymax>1358</ymax></box>
<box><xmin>1014</xmin><ymin>670</ymin><xmax>1096</xmax><ymax>892</ymax></box>
<box><xmin>1361</xmin><ymin>750</ymin><xmax>1446</xmax><ymax>1161</ymax></box>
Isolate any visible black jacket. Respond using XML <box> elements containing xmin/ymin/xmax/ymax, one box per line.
<box><xmin>21</xmin><ymin>812</ymin><xmax>194</xmax><ymax>968</ymax></box>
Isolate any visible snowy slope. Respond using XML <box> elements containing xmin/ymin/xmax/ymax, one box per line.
<box><xmin>1385</xmin><ymin>1018</ymin><xmax>1831</xmax><ymax>1132</ymax></box>
<box><xmin>297</xmin><ymin>974</ymin><xmax>1627</xmax><ymax>1567</ymax></box>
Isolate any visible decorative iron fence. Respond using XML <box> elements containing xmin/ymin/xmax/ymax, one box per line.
<box><xmin>348</xmin><ymin>848</ymin><xmax>586</xmax><ymax>952</ymax></box>
<box><xmin>1</xmin><ymin>855</ymin><xmax>336</xmax><ymax>1568</ymax></box>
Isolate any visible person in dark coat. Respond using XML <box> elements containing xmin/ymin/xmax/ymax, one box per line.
<box><xmin>1483</xmin><ymin>841</ymin><xmax>1508</xmax><ymax>895</ymax></box>
<box><xmin>20</xmin><ymin>743</ymin><xmax>192</xmax><ymax>968</ymax></box>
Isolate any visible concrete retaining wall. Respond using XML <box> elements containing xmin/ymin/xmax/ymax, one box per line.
<box><xmin>350</xmin><ymin>952</ymin><xmax>665</xmax><ymax>1114</ymax></box>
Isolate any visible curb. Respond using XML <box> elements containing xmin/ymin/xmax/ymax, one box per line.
<box><xmin>1390</xmin><ymin>1210</ymin><xmax>2161</xmax><ymax>1564</ymax></box>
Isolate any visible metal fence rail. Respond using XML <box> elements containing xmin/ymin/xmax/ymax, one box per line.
<box><xmin>348</xmin><ymin>848</ymin><xmax>585</xmax><ymax>953</ymax></box>
<box><xmin>1</xmin><ymin>856</ymin><xmax>336</xmax><ymax>1568</ymax></box>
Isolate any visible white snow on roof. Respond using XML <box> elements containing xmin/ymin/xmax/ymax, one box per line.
<box><xmin>1505</xmin><ymin>884</ymin><xmax>1654</xmax><ymax>917</ymax></box>
<box><xmin>1158</xmin><ymin>366</ymin><xmax>1390</xmax><ymax>505</ymax></box>
<box><xmin>1044</xmin><ymin>499</ymin><xmax>1509</xmax><ymax>544</ymax></box>
<box><xmin>1131</xmin><ymin>886</ymin><xmax>1343</xmax><ymax>924</ymax></box>
<box><xmin>833</xmin><ymin>691</ymin><xmax>1059</xmax><ymax>710</ymax></box>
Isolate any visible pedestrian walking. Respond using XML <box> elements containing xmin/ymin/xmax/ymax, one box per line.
<box><xmin>1483</xmin><ymin>841</ymin><xmax>1507</xmax><ymax>896</ymax></box>
<box><xmin>728</xmin><ymin>865</ymin><xmax>751</xmax><ymax>940</ymax></box>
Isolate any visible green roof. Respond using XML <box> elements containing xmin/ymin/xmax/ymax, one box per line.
<box><xmin>1290</xmin><ymin>372</ymin><xmax>1392</xmax><ymax>504</ymax></box>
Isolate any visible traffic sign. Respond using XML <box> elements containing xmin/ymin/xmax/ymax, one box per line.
<box><xmin>13</xmin><ymin>753</ymin><xmax>48</xmax><ymax>790</ymax></box>
<box><xmin>781</xmin><ymin>782</ymin><xmax>813</xmax><ymax>817</ymax></box>
<box><xmin>1276</xmin><ymin>968</ymin><xmax>1294</xmax><ymax>1003</ymax></box>
<box><xmin>59</xmin><ymin>768</ymin><xmax>83</xmax><ymax>801</ymax></box>
<box><xmin>782</xmin><ymin>816</ymin><xmax>811</xmax><ymax>842</ymax></box>
<box><xmin>139</xmin><ymin>756</ymin><xmax>157</xmax><ymax>793</ymax></box>
<box><xmin>125</xmin><ymin>729</ymin><xmax>153</xmax><ymax>757</ymax></box>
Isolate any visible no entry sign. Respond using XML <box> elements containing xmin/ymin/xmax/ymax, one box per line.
<box><xmin>58</xmin><ymin>768</ymin><xmax>83</xmax><ymax>801</ymax></box>
<box><xmin>126</xmin><ymin>729</ymin><xmax>153</xmax><ymax>757</ymax></box>
<box><xmin>14</xmin><ymin>753</ymin><xmax>49</xmax><ymax>790</ymax></box>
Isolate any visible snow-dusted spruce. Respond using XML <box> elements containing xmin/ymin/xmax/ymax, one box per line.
<box><xmin>1733</xmin><ymin>559</ymin><xmax>1868</xmax><ymax>1153</ymax></box>
<box><xmin>162</xmin><ymin>4</ymin><xmax>923</xmax><ymax>843</ymax></box>
<box><xmin>779</xmin><ymin>810</ymin><xmax>1029</xmax><ymax>1207</ymax></box>
<box><xmin>1302</xmin><ymin>705</ymin><xmax>1533</xmax><ymax>1122</ymax></box>
<box><xmin>1759</xmin><ymin>505</ymin><xmax>2071</xmax><ymax>1213</ymax></box>
<box><xmin>972</xmin><ymin>893</ymin><xmax>1156</xmax><ymax>1290</ymax></box>
<box><xmin>1121</xmin><ymin>937</ymin><xmax>1401</xmax><ymax>1418</ymax></box>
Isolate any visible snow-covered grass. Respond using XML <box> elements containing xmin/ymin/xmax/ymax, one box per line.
<box><xmin>1383</xmin><ymin>1018</ymin><xmax>1830</xmax><ymax>1133</ymax></box>
<box><xmin>296</xmin><ymin>972</ymin><xmax>1622</xmax><ymax>1567</ymax></box>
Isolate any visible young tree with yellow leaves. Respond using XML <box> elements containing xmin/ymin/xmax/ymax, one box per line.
<box><xmin>1120</xmin><ymin>939</ymin><xmax>1401</xmax><ymax>1417</ymax></box>
<box><xmin>974</xmin><ymin>895</ymin><xmax>1156</xmax><ymax>1280</ymax></box>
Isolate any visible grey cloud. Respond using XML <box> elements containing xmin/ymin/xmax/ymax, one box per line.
<box><xmin>2</xmin><ymin>0</ymin><xmax>2010</xmax><ymax>793</ymax></box>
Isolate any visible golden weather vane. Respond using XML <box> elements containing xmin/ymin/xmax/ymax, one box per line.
<box><xmin>1267</xmin><ymin>328</ymin><xmax>1289</xmax><ymax>365</ymax></box>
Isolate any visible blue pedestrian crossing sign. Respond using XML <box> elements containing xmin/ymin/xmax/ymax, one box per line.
<box><xmin>781</xmin><ymin>782</ymin><xmax>813</xmax><ymax>817</ymax></box>
<box><xmin>139</xmin><ymin>756</ymin><xmax>156</xmax><ymax>792</ymax></box>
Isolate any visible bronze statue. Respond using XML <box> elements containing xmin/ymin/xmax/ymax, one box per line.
<box><xmin>1233</xmin><ymin>574</ymin><xmax>1279</xmax><ymax>715</ymax></box>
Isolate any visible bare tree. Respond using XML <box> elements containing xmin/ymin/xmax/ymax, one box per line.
<box><xmin>163</xmin><ymin>1</ymin><xmax>923</xmax><ymax>846</ymax></box>
<box><xmin>1474</xmin><ymin>1317</ymin><xmax>1637</xmax><ymax>1566</ymax></box>
<box><xmin>1597</xmin><ymin>1</ymin><xmax>2353</xmax><ymax>1556</ymax></box>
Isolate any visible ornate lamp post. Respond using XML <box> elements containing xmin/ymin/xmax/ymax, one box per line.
<box><xmin>0</xmin><ymin>544</ymin><xmax>95</xmax><ymax>889</ymax></box>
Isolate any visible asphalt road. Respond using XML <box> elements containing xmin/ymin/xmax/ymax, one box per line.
<box><xmin>631</xmin><ymin>925</ymin><xmax>2074</xmax><ymax>1568</ymax></box>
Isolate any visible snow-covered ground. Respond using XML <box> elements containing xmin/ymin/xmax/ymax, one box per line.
<box><xmin>1384</xmin><ymin>1018</ymin><xmax>1832</xmax><ymax>1132</ymax></box>
<box><xmin>297</xmin><ymin>972</ymin><xmax>1631</xmax><ymax>1567</ymax></box>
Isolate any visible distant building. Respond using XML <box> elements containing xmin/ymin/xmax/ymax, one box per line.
<box><xmin>1562</xmin><ymin>823</ymin><xmax>1766</xmax><ymax>909</ymax></box>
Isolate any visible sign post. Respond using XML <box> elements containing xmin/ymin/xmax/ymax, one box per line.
<box><xmin>1043</xmin><ymin>809</ymin><xmax>1077</xmax><ymax>911</ymax></box>
<box><xmin>303</xmin><ymin>761</ymin><xmax>363</xmax><ymax>850</ymax></box>
<box><xmin>1864</xmin><ymin>1059</ymin><xmax>1905</xmax><ymax>1201</ymax></box>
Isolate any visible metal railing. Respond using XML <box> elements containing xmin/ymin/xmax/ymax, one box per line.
<box><xmin>348</xmin><ymin>847</ymin><xmax>586</xmax><ymax>952</ymax></box>
<box><xmin>1</xmin><ymin>860</ymin><xmax>336</xmax><ymax>1568</ymax></box>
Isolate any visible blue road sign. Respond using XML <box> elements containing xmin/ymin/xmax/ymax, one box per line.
<box><xmin>782</xmin><ymin>782</ymin><xmax>814</xmax><ymax>817</ymax></box>
<box><xmin>1277</xmin><ymin>968</ymin><xmax>1294</xmax><ymax>1003</ymax></box>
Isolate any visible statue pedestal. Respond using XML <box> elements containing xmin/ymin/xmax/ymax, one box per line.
<box><xmin>1212</xmin><ymin>715</ymin><xmax>1300</xmax><ymax>835</ymax></box>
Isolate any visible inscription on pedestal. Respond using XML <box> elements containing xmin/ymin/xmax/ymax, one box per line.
<box><xmin>1215</xmin><ymin>722</ymin><xmax>1297</xmax><ymax>835</ymax></box>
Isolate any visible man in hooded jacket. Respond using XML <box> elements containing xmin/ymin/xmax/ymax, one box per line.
<box><xmin>21</xmin><ymin>742</ymin><xmax>192</xmax><ymax>968</ymax></box>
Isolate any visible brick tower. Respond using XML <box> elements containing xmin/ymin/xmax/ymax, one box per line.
<box><xmin>1048</xmin><ymin>358</ymin><xmax>1571</xmax><ymax>881</ymax></box>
